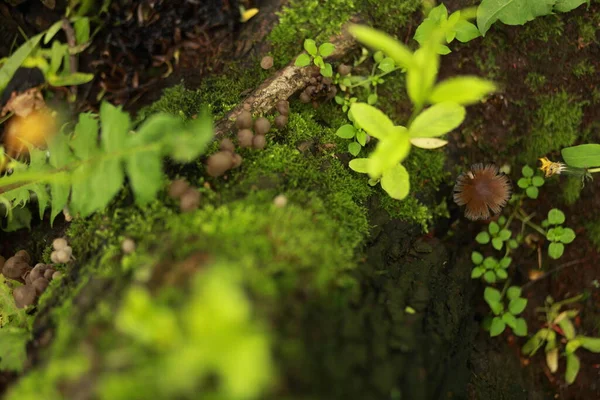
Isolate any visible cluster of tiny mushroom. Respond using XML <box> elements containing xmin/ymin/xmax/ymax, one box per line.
<box><xmin>0</xmin><ymin>239</ymin><xmax>69</xmax><ymax>309</ymax></box>
<box><xmin>168</xmin><ymin>179</ymin><xmax>201</xmax><ymax>212</ymax></box>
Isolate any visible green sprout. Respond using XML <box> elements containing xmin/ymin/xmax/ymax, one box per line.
<box><xmin>517</xmin><ymin>165</ymin><xmax>545</xmax><ymax>199</ymax></box>
<box><xmin>541</xmin><ymin>209</ymin><xmax>576</xmax><ymax>259</ymax></box>
<box><xmin>295</xmin><ymin>39</ymin><xmax>335</xmax><ymax>77</ymax></box>
<box><xmin>483</xmin><ymin>286</ymin><xmax>528</xmax><ymax>337</ymax></box>
<box><xmin>471</xmin><ymin>252</ymin><xmax>512</xmax><ymax>283</ymax></box>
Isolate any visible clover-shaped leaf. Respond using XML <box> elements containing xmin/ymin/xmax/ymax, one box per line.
<box><xmin>548</xmin><ymin>242</ymin><xmax>565</xmax><ymax>259</ymax></box>
<box><xmin>499</xmin><ymin>257</ymin><xmax>512</xmax><ymax>269</ymax></box>
<box><xmin>304</xmin><ymin>39</ymin><xmax>318</xmax><ymax>56</ymax></box>
<box><xmin>471</xmin><ymin>251</ymin><xmax>484</xmax><ymax>264</ymax></box>
<box><xmin>484</xmin><ymin>270</ymin><xmax>496</xmax><ymax>283</ymax></box>
<box><xmin>532</xmin><ymin>176</ymin><xmax>544</xmax><ymax>187</ymax></box>
<box><xmin>502</xmin><ymin>312</ymin><xmax>518</xmax><ymax>329</ymax></box>
<box><xmin>560</xmin><ymin>228</ymin><xmax>576</xmax><ymax>244</ymax></box>
<box><xmin>488</xmin><ymin>221</ymin><xmax>500</xmax><ymax>235</ymax></box>
<box><xmin>495</xmin><ymin>269</ymin><xmax>508</xmax><ymax>280</ymax></box>
<box><xmin>490</xmin><ymin>317</ymin><xmax>506</xmax><ymax>336</ymax></box>
<box><xmin>476</xmin><ymin>231</ymin><xmax>490</xmax><ymax>244</ymax></box>
<box><xmin>522</xmin><ymin>165</ymin><xmax>534</xmax><ymax>177</ymax></box>
<box><xmin>506</xmin><ymin>286</ymin><xmax>521</xmax><ymax>300</ymax></box>
<box><xmin>526</xmin><ymin>186</ymin><xmax>539</xmax><ymax>199</ymax></box>
<box><xmin>471</xmin><ymin>267</ymin><xmax>485</xmax><ymax>278</ymax></box>
<box><xmin>548</xmin><ymin>209</ymin><xmax>566</xmax><ymax>225</ymax></box>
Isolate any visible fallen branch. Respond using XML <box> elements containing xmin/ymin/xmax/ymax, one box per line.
<box><xmin>215</xmin><ymin>26</ymin><xmax>357</xmax><ymax>137</ymax></box>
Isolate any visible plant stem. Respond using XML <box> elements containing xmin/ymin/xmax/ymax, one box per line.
<box><xmin>587</xmin><ymin>167</ymin><xmax>600</xmax><ymax>174</ymax></box>
<box><xmin>516</xmin><ymin>209</ymin><xmax>546</xmax><ymax>236</ymax></box>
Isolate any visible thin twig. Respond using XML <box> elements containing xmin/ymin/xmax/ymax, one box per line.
<box><xmin>521</xmin><ymin>258</ymin><xmax>588</xmax><ymax>290</ymax></box>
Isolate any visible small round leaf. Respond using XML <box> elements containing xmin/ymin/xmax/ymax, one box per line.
<box><xmin>471</xmin><ymin>251</ymin><xmax>484</xmax><ymax>265</ymax></box>
<box><xmin>526</xmin><ymin>186</ymin><xmax>539</xmax><ymax>199</ymax></box>
<box><xmin>471</xmin><ymin>266</ymin><xmax>485</xmax><ymax>279</ymax></box>
<box><xmin>476</xmin><ymin>231</ymin><xmax>490</xmax><ymax>244</ymax></box>
<box><xmin>509</xmin><ymin>298</ymin><xmax>527</xmax><ymax>315</ymax></box>
<box><xmin>548</xmin><ymin>242</ymin><xmax>564</xmax><ymax>259</ymax></box>
<box><xmin>560</xmin><ymin>228</ymin><xmax>576</xmax><ymax>244</ymax></box>
<box><xmin>548</xmin><ymin>209</ymin><xmax>566</xmax><ymax>225</ymax></box>
<box><xmin>513</xmin><ymin>318</ymin><xmax>528</xmax><ymax>337</ymax></box>
<box><xmin>490</xmin><ymin>317</ymin><xmax>506</xmax><ymax>337</ymax></box>
<box><xmin>522</xmin><ymin>165</ymin><xmax>534</xmax><ymax>177</ymax></box>
<box><xmin>532</xmin><ymin>176</ymin><xmax>545</xmax><ymax>187</ymax></box>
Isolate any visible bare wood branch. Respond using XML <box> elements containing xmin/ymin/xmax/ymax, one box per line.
<box><xmin>215</xmin><ymin>27</ymin><xmax>357</xmax><ymax>137</ymax></box>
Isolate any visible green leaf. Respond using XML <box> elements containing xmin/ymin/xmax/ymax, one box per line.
<box><xmin>356</xmin><ymin>130</ymin><xmax>367</xmax><ymax>146</ymax></box>
<box><xmin>367</xmin><ymin>126</ymin><xmax>410</xmax><ymax>178</ymax></box>
<box><xmin>320</xmin><ymin>63</ymin><xmax>333</xmax><ymax>78</ymax></box>
<box><xmin>471</xmin><ymin>266</ymin><xmax>485</xmax><ymax>279</ymax></box>
<box><xmin>378</xmin><ymin>57</ymin><xmax>395</xmax><ymax>73</ymax></box>
<box><xmin>348</xmin><ymin>142</ymin><xmax>361</xmax><ymax>156</ymax></box>
<box><xmin>407</xmin><ymin>47</ymin><xmax>439</xmax><ymax>109</ymax></box>
<box><xmin>476</xmin><ymin>0</ymin><xmax>556</xmax><ymax>36</ymax></box>
<box><xmin>100</xmin><ymin>102</ymin><xmax>130</xmax><ymax>152</ymax></box>
<box><xmin>44</xmin><ymin>20</ymin><xmax>63</xmax><ymax>44</ymax></box>
<box><xmin>506</xmin><ymin>286</ymin><xmax>521</xmax><ymax>300</ymax></box>
<box><xmin>513</xmin><ymin>317</ymin><xmax>528</xmax><ymax>337</ymax></box>
<box><xmin>348</xmin><ymin>158</ymin><xmax>370</xmax><ymax>174</ymax></box>
<box><xmin>488</xmin><ymin>221</ymin><xmax>499</xmax><ymax>235</ymax></box>
<box><xmin>498</xmin><ymin>229</ymin><xmax>511</xmax><ymax>241</ymax></box>
<box><xmin>0</xmin><ymin>328</ymin><xmax>29</xmax><ymax>372</ymax></box>
<box><xmin>49</xmin><ymin>173</ymin><xmax>69</xmax><ymax>225</ymax></box>
<box><xmin>348</xmin><ymin>25</ymin><xmax>414</xmax><ymax>69</ymax></box>
<box><xmin>3</xmin><ymin>207</ymin><xmax>31</xmax><ymax>232</ymax></box>
<box><xmin>532</xmin><ymin>176</ymin><xmax>545</xmax><ymax>187</ymax></box>
<box><xmin>554</xmin><ymin>0</ymin><xmax>589</xmax><ymax>13</ymax></box>
<box><xmin>74</xmin><ymin>17</ymin><xmax>90</xmax><ymax>45</ymax></box>
<box><xmin>295</xmin><ymin>53</ymin><xmax>311</xmax><ymax>67</ymax></box>
<box><xmin>0</xmin><ymin>33</ymin><xmax>44</xmax><ymax>94</ymax></box>
<box><xmin>561</xmin><ymin>144</ymin><xmax>600</xmax><ymax>168</ymax></box>
<box><xmin>522</xmin><ymin>165</ymin><xmax>534</xmax><ymax>177</ymax></box>
<box><xmin>579</xmin><ymin>336</ymin><xmax>600</xmax><ymax>352</ymax></box>
<box><xmin>495</xmin><ymin>268</ymin><xmax>508</xmax><ymax>280</ymax></box>
<box><xmin>558</xmin><ymin>317</ymin><xmax>576</xmax><ymax>340</ymax></box>
<box><xmin>490</xmin><ymin>317</ymin><xmax>506</xmax><ymax>337</ymax></box>
<box><xmin>429</xmin><ymin>76</ymin><xmax>496</xmax><ymax>105</ymax></box>
<box><xmin>517</xmin><ymin>177</ymin><xmax>530</xmax><ymax>189</ymax></box>
<box><xmin>367</xmin><ymin>93</ymin><xmax>378</xmax><ymax>105</ymax></box>
<box><xmin>47</xmin><ymin>72</ymin><xmax>94</xmax><ymax>87</ymax></box>
<box><xmin>483</xmin><ymin>256</ymin><xmax>496</xmax><ymax>269</ymax></box>
<box><xmin>304</xmin><ymin>39</ymin><xmax>318</xmax><ymax>56</ymax></box>
<box><xmin>492</xmin><ymin>237</ymin><xmax>503</xmax><ymax>251</ymax></box>
<box><xmin>476</xmin><ymin>231</ymin><xmax>490</xmax><ymax>244</ymax></box>
<box><xmin>409</xmin><ymin>137</ymin><xmax>448</xmax><ymax>149</ymax></box>
<box><xmin>508</xmin><ymin>297</ymin><xmax>527</xmax><ymax>315</ymax></box>
<box><xmin>349</xmin><ymin>103</ymin><xmax>395</xmax><ymax>140</ymax></box>
<box><xmin>565</xmin><ymin>353</ymin><xmax>580</xmax><ymax>385</ymax></box>
<box><xmin>502</xmin><ymin>312</ymin><xmax>517</xmax><ymax>328</ymax></box>
<box><xmin>48</xmin><ymin>40</ymin><xmax>65</xmax><ymax>75</ymax></box>
<box><xmin>454</xmin><ymin>20</ymin><xmax>481</xmax><ymax>42</ymax></box>
<box><xmin>560</xmin><ymin>228</ymin><xmax>576</xmax><ymax>244</ymax></box>
<box><xmin>31</xmin><ymin>184</ymin><xmax>49</xmax><ymax>219</ymax></box>
<box><xmin>484</xmin><ymin>286</ymin><xmax>501</xmax><ymax>304</ymax></box>
<box><xmin>71</xmin><ymin>113</ymin><xmax>99</xmax><ymax>159</ymax></box>
<box><xmin>380</xmin><ymin>164</ymin><xmax>410</xmax><ymax>200</ymax></box>
<box><xmin>471</xmin><ymin>251</ymin><xmax>484</xmax><ymax>265</ymax></box>
<box><xmin>484</xmin><ymin>271</ymin><xmax>497</xmax><ymax>283</ymax></box>
<box><xmin>499</xmin><ymin>257</ymin><xmax>512</xmax><ymax>269</ymax></box>
<box><xmin>522</xmin><ymin>329</ymin><xmax>547</xmax><ymax>355</ymax></box>
<box><xmin>548</xmin><ymin>242</ymin><xmax>564</xmax><ymax>259</ymax></box>
<box><xmin>313</xmin><ymin>56</ymin><xmax>325</xmax><ymax>68</ymax></box>
<box><xmin>547</xmin><ymin>209</ymin><xmax>566</xmax><ymax>225</ymax></box>
<box><xmin>509</xmin><ymin>239</ymin><xmax>518</xmax><ymax>249</ymax></box>
<box><xmin>526</xmin><ymin>186</ymin><xmax>538</xmax><ymax>199</ymax></box>
<box><xmin>318</xmin><ymin>43</ymin><xmax>335</xmax><ymax>57</ymax></box>
<box><xmin>336</xmin><ymin>124</ymin><xmax>356</xmax><ymax>139</ymax></box>
<box><xmin>408</xmin><ymin>102</ymin><xmax>466</xmax><ymax>138</ymax></box>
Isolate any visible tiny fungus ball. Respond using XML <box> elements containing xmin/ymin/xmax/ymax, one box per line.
<box><xmin>231</xmin><ymin>153</ymin><xmax>243</xmax><ymax>169</ymax></box>
<box><xmin>253</xmin><ymin>135</ymin><xmax>266</xmax><ymax>150</ymax></box>
<box><xmin>14</xmin><ymin>250</ymin><xmax>30</xmax><ymax>263</ymax></box>
<box><xmin>260</xmin><ymin>55</ymin><xmax>274</xmax><ymax>70</ymax></box>
<box><xmin>236</xmin><ymin>110</ymin><xmax>253</xmax><ymax>129</ymax></box>
<box><xmin>52</xmin><ymin>271</ymin><xmax>63</xmax><ymax>280</ymax></box>
<box><xmin>453</xmin><ymin>164</ymin><xmax>512</xmax><ymax>221</ymax></box>
<box><xmin>121</xmin><ymin>238</ymin><xmax>136</xmax><ymax>254</ymax></box>
<box><xmin>237</xmin><ymin>129</ymin><xmax>254</xmax><ymax>148</ymax></box>
<box><xmin>180</xmin><ymin>189</ymin><xmax>201</xmax><ymax>212</ymax></box>
<box><xmin>337</xmin><ymin>64</ymin><xmax>352</xmax><ymax>76</ymax></box>
<box><xmin>2</xmin><ymin>256</ymin><xmax>29</xmax><ymax>280</ymax></box>
<box><xmin>219</xmin><ymin>138</ymin><xmax>235</xmax><ymax>153</ymax></box>
<box><xmin>52</xmin><ymin>238</ymin><xmax>68</xmax><ymax>251</ymax></box>
<box><xmin>13</xmin><ymin>285</ymin><xmax>36</xmax><ymax>308</ymax></box>
<box><xmin>168</xmin><ymin>179</ymin><xmax>190</xmax><ymax>199</ymax></box>
<box><xmin>55</xmin><ymin>249</ymin><xmax>71</xmax><ymax>263</ymax></box>
<box><xmin>50</xmin><ymin>251</ymin><xmax>60</xmax><ymax>264</ymax></box>
<box><xmin>273</xmin><ymin>194</ymin><xmax>288</xmax><ymax>208</ymax></box>
<box><xmin>44</xmin><ymin>269</ymin><xmax>55</xmax><ymax>280</ymax></box>
<box><xmin>206</xmin><ymin>152</ymin><xmax>233</xmax><ymax>177</ymax></box>
<box><xmin>32</xmin><ymin>277</ymin><xmax>49</xmax><ymax>295</ymax></box>
<box><xmin>276</xmin><ymin>100</ymin><xmax>290</xmax><ymax>116</ymax></box>
<box><xmin>275</xmin><ymin>115</ymin><xmax>288</xmax><ymax>129</ymax></box>
<box><xmin>254</xmin><ymin>117</ymin><xmax>271</xmax><ymax>136</ymax></box>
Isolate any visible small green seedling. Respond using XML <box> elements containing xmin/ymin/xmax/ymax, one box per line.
<box><xmin>475</xmin><ymin>217</ymin><xmax>515</xmax><ymax>251</ymax></box>
<box><xmin>414</xmin><ymin>4</ymin><xmax>480</xmax><ymax>54</ymax></box>
<box><xmin>541</xmin><ymin>209</ymin><xmax>576</xmax><ymax>259</ymax></box>
<box><xmin>522</xmin><ymin>294</ymin><xmax>600</xmax><ymax>385</ymax></box>
<box><xmin>295</xmin><ymin>39</ymin><xmax>335</xmax><ymax>77</ymax></box>
<box><xmin>483</xmin><ymin>286</ymin><xmax>528</xmax><ymax>337</ymax></box>
<box><xmin>517</xmin><ymin>165</ymin><xmax>545</xmax><ymax>199</ymax></box>
<box><xmin>336</xmin><ymin>119</ymin><xmax>368</xmax><ymax>157</ymax></box>
<box><xmin>471</xmin><ymin>252</ymin><xmax>512</xmax><ymax>283</ymax></box>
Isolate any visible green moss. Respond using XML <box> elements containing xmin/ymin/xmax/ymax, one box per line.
<box><xmin>585</xmin><ymin>218</ymin><xmax>600</xmax><ymax>252</ymax></box>
<box><xmin>267</xmin><ymin>0</ymin><xmax>420</xmax><ymax>68</ymax></box>
<box><xmin>520</xmin><ymin>15</ymin><xmax>565</xmax><ymax>44</ymax></box>
<box><xmin>577</xmin><ymin>15</ymin><xmax>599</xmax><ymax>46</ymax></box>
<box><xmin>572</xmin><ymin>60</ymin><xmax>596</xmax><ymax>78</ymax></box>
<box><xmin>524</xmin><ymin>72</ymin><xmax>547</xmax><ymax>91</ymax></box>
<box><xmin>561</xmin><ymin>176</ymin><xmax>583</xmax><ymax>205</ymax></box>
<box><xmin>524</xmin><ymin>90</ymin><xmax>585</xmax><ymax>163</ymax></box>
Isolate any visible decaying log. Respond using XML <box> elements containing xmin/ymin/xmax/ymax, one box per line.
<box><xmin>215</xmin><ymin>25</ymin><xmax>358</xmax><ymax>137</ymax></box>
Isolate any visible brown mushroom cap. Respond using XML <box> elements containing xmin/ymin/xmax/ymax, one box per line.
<box><xmin>2</xmin><ymin>256</ymin><xmax>30</xmax><ymax>280</ymax></box>
<box><xmin>32</xmin><ymin>277</ymin><xmax>49</xmax><ymax>295</ymax></box>
<box><xmin>275</xmin><ymin>115</ymin><xmax>288</xmax><ymax>129</ymax></box>
<box><xmin>260</xmin><ymin>56</ymin><xmax>274</xmax><ymax>70</ymax></box>
<box><xmin>237</xmin><ymin>129</ymin><xmax>254</xmax><ymax>148</ymax></box>
<box><xmin>236</xmin><ymin>111</ymin><xmax>253</xmax><ymax>130</ymax></box>
<box><xmin>453</xmin><ymin>164</ymin><xmax>512</xmax><ymax>221</ymax></box>
<box><xmin>180</xmin><ymin>189</ymin><xmax>201</xmax><ymax>212</ymax></box>
<box><xmin>254</xmin><ymin>117</ymin><xmax>271</xmax><ymax>136</ymax></box>
<box><xmin>168</xmin><ymin>179</ymin><xmax>190</xmax><ymax>199</ymax></box>
<box><xmin>252</xmin><ymin>135</ymin><xmax>266</xmax><ymax>150</ymax></box>
<box><xmin>219</xmin><ymin>138</ymin><xmax>235</xmax><ymax>153</ymax></box>
<box><xmin>13</xmin><ymin>285</ymin><xmax>36</xmax><ymax>308</ymax></box>
<box><xmin>14</xmin><ymin>250</ymin><xmax>30</xmax><ymax>263</ymax></box>
<box><xmin>276</xmin><ymin>100</ymin><xmax>290</xmax><ymax>116</ymax></box>
<box><xmin>206</xmin><ymin>152</ymin><xmax>233</xmax><ymax>177</ymax></box>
